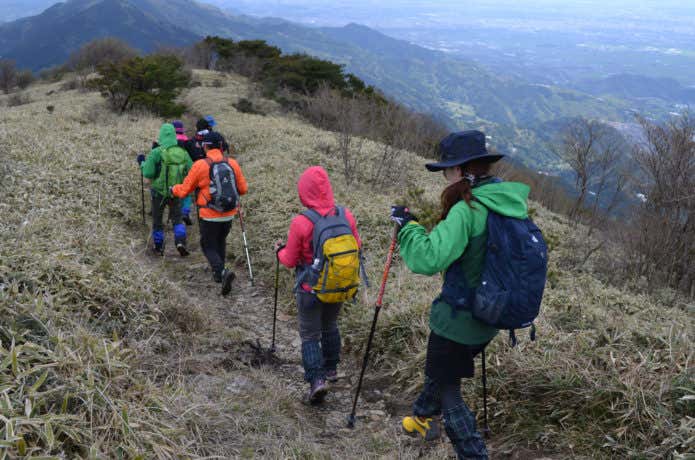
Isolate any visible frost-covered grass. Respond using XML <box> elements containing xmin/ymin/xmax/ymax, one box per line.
<box><xmin>0</xmin><ymin>72</ymin><xmax>692</xmax><ymax>459</ymax></box>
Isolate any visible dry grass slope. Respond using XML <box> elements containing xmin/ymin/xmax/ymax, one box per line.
<box><xmin>0</xmin><ymin>71</ymin><xmax>692</xmax><ymax>459</ymax></box>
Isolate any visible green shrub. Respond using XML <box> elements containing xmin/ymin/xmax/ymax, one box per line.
<box><xmin>90</xmin><ymin>54</ymin><xmax>191</xmax><ymax>116</ymax></box>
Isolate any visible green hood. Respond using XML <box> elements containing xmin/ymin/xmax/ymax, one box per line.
<box><xmin>473</xmin><ymin>181</ymin><xmax>529</xmax><ymax>219</ymax></box>
<box><xmin>157</xmin><ymin>123</ymin><xmax>178</xmax><ymax>149</ymax></box>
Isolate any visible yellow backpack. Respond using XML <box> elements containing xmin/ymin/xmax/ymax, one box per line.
<box><xmin>300</xmin><ymin>207</ymin><xmax>361</xmax><ymax>303</ymax></box>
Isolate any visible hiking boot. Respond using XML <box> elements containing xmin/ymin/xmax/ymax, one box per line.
<box><xmin>176</xmin><ymin>243</ymin><xmax>189</xmax><ymax>257</ymax></box>
<box><xmin>182</xmin><ymin>214</ymin><xmax>193</xmax><ymax>226</ymax></box>
<box><xmin>221</xmin><ymin>269</ymin><xmax>235</xmax><ymax>296</ymax></box>
<box><xmin>154</xmin><ymin>242</ymin><xmax>165</xmax><ymax>256</ymax></box>
<box><xmin>326</xmin><ymin>369</ymin><xmax>339</xmax><ymax>383</ymax></box>
<box><xmin>402</xmin><ymin>415</ymin><xmax>441</xmax><ymax>441</ymax></box>
<box><xmin>308</xmin><ymin>379</ymin><xmax>328</xmax><ymax>404</ymax></box>
<box><xmin>213</xmin><ymin>270</ymin><xmax>223</xmax><ymax>283</ymax></box>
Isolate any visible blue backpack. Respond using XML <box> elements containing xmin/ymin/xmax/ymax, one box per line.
<box><xmin>439</xmin><ymin>202</ymin><xmax>548</xmax><ymax>346</ymax></box>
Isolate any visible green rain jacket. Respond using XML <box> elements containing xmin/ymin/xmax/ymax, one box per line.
<box><xmin>398</xmin><ymin>180</ymin><xmax>530</xmax><ymax>345</ymax></box>
<box><xmin>141</xmin><ymin>124</ymin><xmax>192</xmax><ymax>197</ymax></box>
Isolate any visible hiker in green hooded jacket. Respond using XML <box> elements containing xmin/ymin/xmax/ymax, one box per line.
<box><xmin>391</xmin><ymin>130</ymin><xmax>529</xmax><ymax>460</ymax></box>
<box><xmin>136</xmin><ymin>123</ymin><xmax>193</xmax><ymax>256</ymax></box>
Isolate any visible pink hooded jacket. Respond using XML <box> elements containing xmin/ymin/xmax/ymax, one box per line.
<box><xmin>278</xmin><ymin>166</ymin><xmax>362</xmax><ymax>273</ymax></box>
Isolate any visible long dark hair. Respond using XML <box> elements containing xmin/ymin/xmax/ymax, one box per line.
<box><xmin>439</xmin><ymin>160</ymin><xmax>493</xmax><ymax>221</ymax></box>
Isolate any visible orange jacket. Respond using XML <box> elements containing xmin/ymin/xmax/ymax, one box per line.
<box><xmin>172</xmin><ymin>149</ymin><xmax>248</xmax><ymax>220</ymax></box>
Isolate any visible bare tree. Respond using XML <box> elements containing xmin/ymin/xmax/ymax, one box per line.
<box><xmin>67</xmin><ymin>38</ymin><xmax>137</xmax><ymax>87</ymax></box>
<box><xmin>185</xmin><ymin>41</ymin><xmax>217</xmax><ymax>70</ymax></box>
<box><xmin>556</xmin><ymin>117</ymin><xmax>627</xmax><ymax>230</ymax></box>
<box><xmin>0</xmin><ymin>60</ymin><xmax>17</xmax><ymax>94</ymax></box>
<box><xmin>16</xmin><ymin>70</ymin><xmax>35</xmax><ymax>90</ymax></box>
<box><xmin>631</xmin><ymin>113</ymin><xmax>695</xmax><ymax>295</ymax></box>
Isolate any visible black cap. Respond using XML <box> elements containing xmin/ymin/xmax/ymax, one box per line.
<box><xmin>425</xmin><ymin>130</ymin><xmax>504</xmax><ymax>172</ymax></box>
<box><xmin>196</xmin><ymin>118</ymin><xmax>210</xmax><ymax>132</ymax></box>
<box><xmin>202</xmin><ymin>131</ymin><xmax>223</xmax><ymax>149</ymax></box>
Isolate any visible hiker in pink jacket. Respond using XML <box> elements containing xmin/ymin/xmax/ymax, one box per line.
<box><xmin>275</xmin><ymin>166</ymin><xmax>362</xmax><ymax>403</ymax></box>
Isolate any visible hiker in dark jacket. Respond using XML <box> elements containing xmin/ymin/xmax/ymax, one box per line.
<box><xmin>274</xmin><ymin>166</ymin><xmax>362</xmax><ymax>404</ymax></box>
<box><xmin>172</xmin><ymin>120</ymin><xmax>194</xmax><ymax>225</ymax></box>
<box><xmin>392</xmin><ymin>130</ymin><xmax>530</xmax><ymax>460</ymax></box>
<box><xmin>137</xmin><ymin>123</ymin><xmax>192</xmax><ymax>256</ymax></box>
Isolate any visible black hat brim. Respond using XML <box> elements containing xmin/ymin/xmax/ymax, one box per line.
<box><xmin>425</xmin><ymin>153</ymin><xmax>505</xmax><ymax>172</ymax></box>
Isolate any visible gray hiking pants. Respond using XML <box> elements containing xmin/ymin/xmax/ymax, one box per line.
<box><xmin>296</xmin><ymin>291</ymin><xmax>341</xmax><ymax>382</ymax></box>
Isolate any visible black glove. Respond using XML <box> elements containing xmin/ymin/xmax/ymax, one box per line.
<box><xmin>390</xmin><ymin>205</ymin><xmax>417</xmax><ymax>228</ymax></box>
<box><xmin>136</xmin><ymin>153</ymin><xmax>145</xmax><ymax>165</ymax></box>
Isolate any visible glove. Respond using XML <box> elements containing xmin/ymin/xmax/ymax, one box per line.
<box><xmin>151</xmin><ymin>140</ymin><xmax>159</xmax><ymax>149</ymax></box>
<box><xmin>390</xmin><ymin>205</ymin><xmax>417</xmax><ymax>228</ymax></box>
<box><xmin>136</xmin><ymin>153</ymin><xmax>145</xmax><ymax>165</ymax></box>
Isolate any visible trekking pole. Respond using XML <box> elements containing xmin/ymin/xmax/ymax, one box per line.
<box><xmin>139</xmin><ymin>157</ymin><xmax>146</xmax><ymax>226</ymax></box>
<box><xmin>481</xmin><ymin>348</ymin><xmax>491</xmax><ymax>438</ymax></box>
<box><xmin>271</xmin><ymin>254</ymin><xmax>279</xmax><ymax>353</ymax></box>
<box><xmin>347</xmin><ymin>224</ymin><xmax>399</xmax><ymax>429</ymax></box>
<box><xmin>238</xmin><ymin>201</ymin><xmax>255</xmax><ymax>286</ymax></box>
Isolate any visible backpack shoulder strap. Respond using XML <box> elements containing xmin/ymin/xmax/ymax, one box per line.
<box><xmin>301</xmin><ymin>208</ymin><xmax>322</xmax><ymax>224</ymax></box>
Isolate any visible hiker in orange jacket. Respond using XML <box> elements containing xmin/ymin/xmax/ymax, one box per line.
<box><xmin>171</xmin><ymin>132</ymin><xmax>248</xmax><ymax>296</ymax></box>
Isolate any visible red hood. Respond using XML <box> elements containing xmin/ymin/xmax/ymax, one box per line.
<box><xmin>298</xmin><ymin>166</ymin><xmax>335</xmax><ymax>214</ymax></box>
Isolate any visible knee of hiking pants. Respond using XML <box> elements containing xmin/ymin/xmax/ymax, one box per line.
<box><xmin>296</xmin><ymin>292</ymin><xmax>321</xmax><ymax>342</ymax></box>
<box><xmin>320</xmin><ymin>302</ymin><xmax>341</xmax><ymax>334</ymax></box>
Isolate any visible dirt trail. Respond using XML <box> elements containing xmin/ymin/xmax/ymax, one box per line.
<box><xmin>133</xmin><ymin>222</ymin><xmax>556</xmax><ymax>459</ymax></box>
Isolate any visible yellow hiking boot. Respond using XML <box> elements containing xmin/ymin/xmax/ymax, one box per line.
<box><xmin>402</xmin><ymin>415</ymin><xmax>441</xmax><ymax>441</ymax></box>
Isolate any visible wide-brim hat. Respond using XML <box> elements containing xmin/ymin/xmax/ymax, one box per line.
<box><xmin>425</xmin><ymin>130</ymin><xmax>504</xmax><ymax>172</ymax></box>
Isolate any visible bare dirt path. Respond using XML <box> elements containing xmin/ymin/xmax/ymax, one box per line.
<box><xmin>132</xmin><ymin>218</ymin><xmax>557</xmax><ymax>459</ymax></box>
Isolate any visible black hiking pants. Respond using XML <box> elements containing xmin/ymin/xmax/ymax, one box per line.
<box><xmin>199</xmin><ymin>219</ymin><xmax>232</xmax><ymax>277</ymax></box>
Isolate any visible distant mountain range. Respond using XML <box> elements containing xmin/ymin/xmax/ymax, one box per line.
<box><xmin>0</xmin><ymin>0</ymin><xmax>670</xmax><ymax>176</ymax></box>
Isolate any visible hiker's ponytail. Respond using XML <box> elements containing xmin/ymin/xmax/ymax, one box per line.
<box><xmin>439</xmin><ymin>160</ymin><xmax>493</xmax><ymax>221</ymax></box>
<box><xmin>440</xmin><ymin>179</ymin><xmax>473</xmax><ymax>221</ymax></box>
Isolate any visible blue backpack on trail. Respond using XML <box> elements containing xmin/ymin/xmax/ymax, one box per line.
<box><xmin>440</xmin><ymin>202</ymin><xmax>548</xmax><ymax>346</ymax></box>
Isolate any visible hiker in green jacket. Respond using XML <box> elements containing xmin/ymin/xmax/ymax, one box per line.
<box><xmin>136</xmin><ymin>123</ymin><xmax>193</xmax><ymax>256</ymax></box>
<box><xmin>392</xmin><ymin>130</ymin><xmax>530</xmax><ymax>460</ymax></box>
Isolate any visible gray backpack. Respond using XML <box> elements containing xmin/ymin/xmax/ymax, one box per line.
<box><xmin>204</xmin><ymin>158</ymin><xmax>239</xmax><ymax>212</ymax></box>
